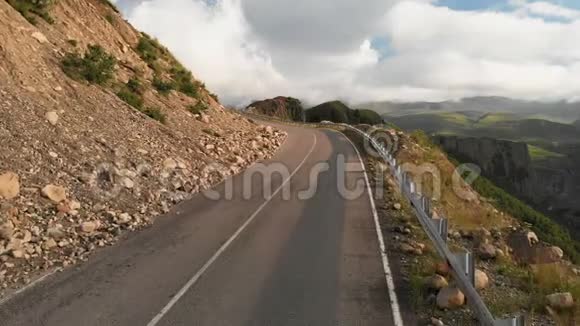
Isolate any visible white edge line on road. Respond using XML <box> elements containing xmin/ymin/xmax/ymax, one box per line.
<box><xmin>147</xmin><ymin>133</ymin><xmax>318</xmax><ymax>326</ymax></box>
<box><xmin>341</xmin><ymin>131</ymin><xmax>405</xmax><ymax>326</ymax></box>
<box><xmin>0</xmin><ymin>268</ymin><xmax>59</xmax><ymax>306</ymax></box>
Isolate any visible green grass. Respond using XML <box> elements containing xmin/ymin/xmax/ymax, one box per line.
<box><xmin>477</xmin><ymin>113</ymin><xmax>515</xmax><ymax>125</ymax></box>
<box><xmin>117</xmin><ymin>88</ymin><xmax>143</xmax><ymax>109</ymax></box>
<box><xmin>142</xmin><ymin>107</ymin><xmax>166</xmax><ymax>124</ymax></box>
<box><xmin>61</xmin><ymin>45</ymin><xmax>117</xmax><ymax>85</ymax></box>
<box><xmin>439</xmin><ymin>112</ymin><xmax>471</xmax><ymax>125</ymax></box>
<box><xmin>187</xmin><ymin>101</ymin><xmax>208</xmax><ymax>115</ymax></box>
<box><xmin>7</xmin><ymin>0</ymin><xmax>55</xmax><ymax>25</ymax></box>
<box><xmin>528</xmin><ymin>144</ymin><xmax>565</xmax><ymax>161</ymax></box>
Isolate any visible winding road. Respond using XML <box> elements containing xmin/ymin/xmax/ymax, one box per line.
<box><xmin>0</xmin><ymin>125</ymin><xmax>405</xmax><ymax>326</ymax></box>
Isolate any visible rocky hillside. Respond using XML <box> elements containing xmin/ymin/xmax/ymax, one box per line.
<box><xmin>305</xmin><ymin>100</ymin><xmax>383</xmax><ymax>125</ymax></box>
<box><xmin>0</xmin><ymin>0</ymin><xmax>285</xmax><ymax>294</ymax></box>
<box><xmin>246</xmin><ymin>96</ymin><xmax>304</xmax><ymax>122</ymax></box>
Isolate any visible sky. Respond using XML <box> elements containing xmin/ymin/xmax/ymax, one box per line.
<box><xmin>111</xmin><ymin>0</ymin><xmax>580</xmax><ymax>106</ymax></box>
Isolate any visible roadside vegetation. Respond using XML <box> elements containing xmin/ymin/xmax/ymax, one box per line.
<box><xmin>7</xmin><ymin>0</ymin><xmax>55</xmax><ymax>25</ymax></box>
<box><xmin>61</xmin><ymin>45</ymin><xmax>117</xmax><ymax>85</ymax></box>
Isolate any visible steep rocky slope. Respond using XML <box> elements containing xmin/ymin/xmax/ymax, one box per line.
<box><xmin>246</xmin><ymin>96</ymin><xmax>304</xmax><ymax>122</ymax></box>
<box><xmin>0</xmin><ymin>0</ymin><xmax>285</xmax><ymax>294</ymax></box>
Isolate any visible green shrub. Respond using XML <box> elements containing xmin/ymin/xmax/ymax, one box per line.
<box><xmin>99</xmin><ymin>0</ymin><xmax>119</xmax><ymax>13</ymax></box>
<box><xmin>143</xmin><ymin>107</ymin><xmax>166</xmax><ymax>124</ymax></box>
<box><xmin>62</xmin><ymin>45</ymin><xmax>116</xmax><ymax>85</ymax></box>
<box><xmin>126</xmin><ymin>77</ymin><xmax>143</xmax><ymax>95</ymax></box>
<box><xmin>170</xmin><ymin>65</ymin><xmax>199</xmax><ymax>98</ymax></box>
<box><xmin>136</xmin><ymin>35</ymin><xmax>167</xmax><ymax>66</ymax></box>
<box><xmin>209</xmin><ymin>92</ymin><xmax>219</xmax><ymax>102</ymax></box>
<box><xmin>152</xmin><ymin>76</ymin><xmax>174</xmax><ymax>95</ymax></box>
<box><xmin>7</xmin><ymin>0</ymin><xmax>55</xmax><ymax>25</ymax></box>
<box><xmin>187</xmin><ymin>101</ymin><xmax>208</xmax><ymax>115</ymax></box>
<box><xmin>116</xmin><ymin>89</ymin><xmax>143</xmax><ymax>109</ymax></box>
<box><xmin>105</xmin><ymin>13</ymin><xmax>114</xmax><ymax>24</ymax></box>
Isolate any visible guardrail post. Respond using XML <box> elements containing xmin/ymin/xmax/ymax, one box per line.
<box><xmin>453</xmin><ymin>252</ymin><xmax>476</xmax><ymax>288</ymax></box>
<box><xmin>495</xmin><ymin>316</ymin><xmax>526</xmax><ymax>326</ymax></box>
<box><xmin>429</xmin><ymin>217</ymin><xmax>448</xmax><ymax>242</ymax></box>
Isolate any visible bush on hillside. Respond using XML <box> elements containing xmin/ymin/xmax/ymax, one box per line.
<box><xmin>7</xmin><ymin>0</ymin><xmax>55</xmax><ymax>25</ymax></box>
<box><xmin>170</xmin><ymin>65</ymin><xmax>199</xmax><ymax>98</ymax></box>
<box><xmin>62</xmin><ymin>45</ymin><xmax>117</xmax><ymax>85</ymax></box>
<box><xmin>142</xmin><ymin>107</ymin><xmax>166</xmax><ymax>124</ymax></box>
<box><xmin>152</xmin><ymin>76</ymin><xmax>174</xmax><ymax>95</ymax></box>
<box><xmin>187</xmin><ymin>101</ymin><xmax>208</xmax><ymax>115</ymax></box>
<box><xmin>116</xmin><ymin>89</ymin><xmax>143</xmax><ymax>109</ymax></box>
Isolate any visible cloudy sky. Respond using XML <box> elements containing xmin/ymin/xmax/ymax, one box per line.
<box><xmin>112</xmin><ymin>0</ymin><xmax>580</xmax><ymax>106</ymax></box>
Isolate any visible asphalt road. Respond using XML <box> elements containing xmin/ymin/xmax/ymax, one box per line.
<box><xmin>0</xmin><ymin>125</ymin><xmax>402</xmax><ymax>326</ymax></box>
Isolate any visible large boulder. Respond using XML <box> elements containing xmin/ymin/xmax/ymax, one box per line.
<box><xmin>0</xmin><ymin>172</ymin><xmax>20</xmax><ymax>200</ymax></box>
<box><xmin>546</xmin><ymin>292</ymin><xmax>574</xmax><ymax>310</ymax></box>
<box><xmin>474</xmin><ymin>269</ymin><xmax>490</xmax><ymax>290</ymax></box>
<box><xmin>437</xmin><ymin>287</ymin><xmax>465</xmax><ymax>309</ymax></box>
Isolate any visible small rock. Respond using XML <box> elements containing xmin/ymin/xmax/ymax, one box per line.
<box><xmin>546</xmin><ymin>292</ymin><xmax>574</xmax><ymax>310</ymax></box>
<box><xmin>426</xmin><ymin>274</ymin><xmax>448</xmax><ymax>290</ymax></box>
<box><xmin>526</xmin><ymin>231</ymin><xmax>539</xmax><ymax>246</ymax></box>
<box><xmin>435</xmin><ymin>262</ymin><xmax>450</xmax><ymax>276</ymax></box>
<box><xmin>548</xmin><ymin>246</ymin><xmax>564</xmax><ymax>260</ymax></box>
<box><xmin>163</xmin><ymin>158</ymin><xmax>178</xmax><ymax>170</ymax></box>
<box><xmin>475</xmin><ymin>269</ymin><xmax>490</xmax><ymax>290</ymax></box>
<box><xmin>31</xmin><ymin>31</ymin><xmax>48</xmax><ymax>43</ymax></box>
<box><xmin>11</xmin><ymin>249</ymin><xmax>24</xmax><ymax>259</ymax></box>
<box><xmin>437</xmin><ymin>287</ymin><xmax>465</xmax><ymax>309</ymax></box>
<box><xmin>393</xmin><ymin>203</ymin><xmax>402</xmax><ymax>210</ymax></box>
<box><xmin>46</xmin><ymin>227</ymin><xmax>65</xmax><ymax>240</ymax></box>
<box><xmin>45</xmin><ymin>111</ymin><xmax>59</xmax><ymax>126</ymax></box>
<box><xmin>117</xmin><ymin>213</ymin><xmax>132</xmax><ymax>225</ymax></box>
<box><xmin>0</xmin><ymin>172</ymin><xmax>20</xmax><ymax>200</ymax></box>
<box><xmin>431</xmin><ymin>317</ymin><xmax>445</xmax><ymax>326</ymax></box>
<box><xmin>80</xmin><ymin>221</ymin><xmax>99</xmax><ymax>233</ymax></box>
<box><xmin>120</xmin><ymin>177</ymin><xmax>134</xmax><ymax>189</ymax></box>
<box><xmin>43</xmin><ymin>238</ymin><xmax>57</xmax><ymax>250</ymax></box>
<box><xmin>478</xmin><ymin>243</ymin><xmax>497</xmax><ymax>260</ymax></box>
<box><xmin>41</xmin><ymin>185</ymin><xmax>67</xmax><ymax>203</ymax></box>
<box><xmin>0</xmin><ymin>221</ymin><xmax>14</xmax><ymax>241</ymax></box>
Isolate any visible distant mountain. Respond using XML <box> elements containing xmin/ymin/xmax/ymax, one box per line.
<box><xmin>305</xmin><ymin>101</ymin><xmax>382</xmax><ymax>125</ymax></box>
<box><xmin>246</xmin><ymin>96</ymin><xmax>304</xmax><ymax>121</ymax></box>
<box><xmin>385</xmin><ymin>111</ymin><xmax>580</xmax><ymax>145</ymax></box>
<box><xmin>574</xmin><ymin>120</ymin><xmax>580</xmax><ymax>130</ymax></box>
<box><xmin>358</xmin><ymin>96</ymin><xmax>580</xmax><ymax>123</ymax></box>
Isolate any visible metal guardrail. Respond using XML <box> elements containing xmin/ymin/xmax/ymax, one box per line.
<box><xmin>340</xmin><ymin>123</ymin><xmax>525</xmax><ymax>326</ymax></box>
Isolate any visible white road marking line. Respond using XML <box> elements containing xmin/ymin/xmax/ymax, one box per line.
<box><xmin>341</xmin><ymin>132</ymin><xmax>405</xmax><ymax>326</ymax></box>
<box><xmin>0</xmin><ymin>269</ymin><xmax>59</xmax><ymax>306</ymax></box>
<box><xmin>147</xmin><ymin>133</ymin><xmax>318</xmax><ymax>326</ymax></box>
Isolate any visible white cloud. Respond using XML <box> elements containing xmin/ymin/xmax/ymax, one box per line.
<box><xmin>123</xmin><ymin>0</ymin><xmax>580</xmax><ymax>105</ymax></box>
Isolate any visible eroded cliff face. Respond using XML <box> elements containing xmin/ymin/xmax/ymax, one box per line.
<box><xmin>433</xmin><ymin>136</ymin><xmax>531</xmax><ymax>189</ymax></box>
<box><xmin>434</xmin><ymin>136</ymin><xmax>580</xmax><ymax>237</ymax></box>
